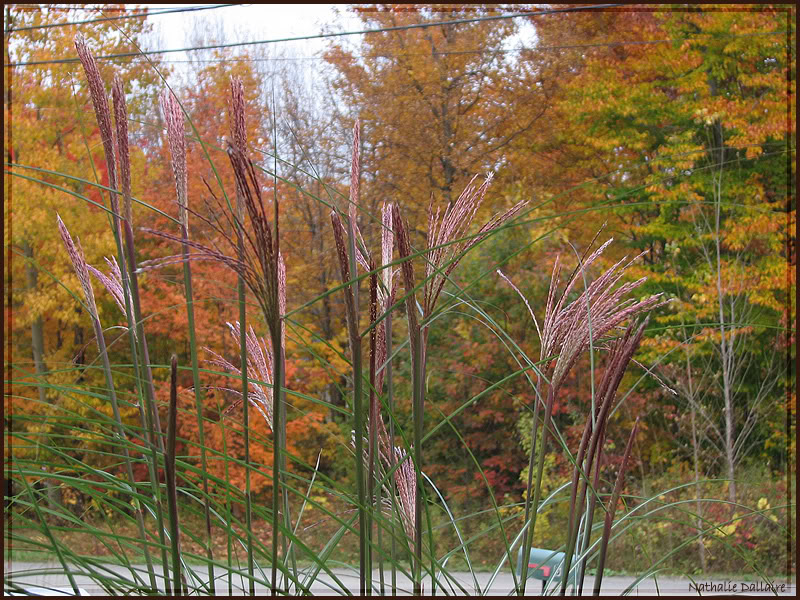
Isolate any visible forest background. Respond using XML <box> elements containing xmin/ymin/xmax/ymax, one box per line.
<box><xmin>4</xmin><ymin>3</ymin><xmax>796</xmax><ymax>578</ymax></box>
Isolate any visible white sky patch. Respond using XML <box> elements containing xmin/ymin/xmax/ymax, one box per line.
<box><xmin>141</xmin><ymin>4</ymin><xmax>537</xmax><ymax>67</ymax></box>
<box><xmin>142</xmin><ymin>4</ymin><xmax>362</xmax><ymax>68</ymax></box>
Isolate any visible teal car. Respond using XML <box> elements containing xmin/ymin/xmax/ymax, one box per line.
<box><xmin>516</xmin><ymin>546</ymin><xmax>579</xmax><ymax>593</ymax></box>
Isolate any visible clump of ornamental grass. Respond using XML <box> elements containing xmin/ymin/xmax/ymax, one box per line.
<box><xmin>333</xmin><ymin>174</ymin><xmax>420</xmax><ymax>594</ymax></box>
<box><xmin>330</xmin><ymin>119</ymin><xmax>530</xmax><ymax>595</ymax></box>
<box><xmin>329</xmin><ymin>120</ymin><xmax>371</xmax><ymax>594</ymax></box>
<box><xmin>57</xmin><ymin>216</ymin><xmax>157</xmax><ymax>592</ymax></box>
<box><xmin>75</xmin><ymin>34</ymin><xmax>176</xmax><ymax>592</ymax></box>
<box><xmin>498</xmin><ymin>237</ymin><xmax>666</xmax><ymax>595</ymax></box>
<box><xmin>337</xmin><ymin>197</ymin><xmax>415</xmax><ymax>541</ymax></box>
<box><xmin>159</xmin><ymin>86</ymin><xmax>218</xmax><ymax>590</ymax></box>
<box><xmin>75</xmin><ymin>33</ymin><xmax>165</xmax><ymax>452</ymax></box>
<box><xmin>76</xmin><ymin>40</ymin><xmax>287</xmax><ymax>592</ymax></box>
<box><xmin>67</xmin><ymin>35</ymin><xmax>669</xmax><ymax>596</ymax></box>
<box><xmin>142</xmin><ymin>76</ymin><xmax>291</xmax><ymax>594</ymax></box>
<box><xmin>393</xmin><ymin>165</ymin><xmax>528</xmax><ymax>596</ymax></box>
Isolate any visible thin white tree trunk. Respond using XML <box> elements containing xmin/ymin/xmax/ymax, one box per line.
<box><xmin>687</xmin><ymin>349</ymin><xmax>707</xmax><ymax>572</ymax></box>
<box><xmin>711</xmin><ymin>125</ymin><xmax>736</xmax><ymax>506</ymax></box>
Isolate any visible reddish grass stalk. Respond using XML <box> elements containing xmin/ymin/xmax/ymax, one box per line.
<box><xmin>331</xmin><ymin>205</ymin><xmax>368</xmax><ymax>596</ymax></box>
<box><xmin>578</xmin><ymin>418</ymin><xmax>606</xmax><ymax>595</ymax></box>
<box><xmin>340</xmin><ymin>198</ymin><xmax>412</xmax><ymax>592</ymax></box>
<box><xmin>160</xmin><ymin>88</ymin><xmax>214</xmax><ymax>592</ymax></box>
<box><xmin>227</xmin><ymin>77</ymin><xmax>256</xmax><ymax>596</ymax></box>
<box><xmin>57</xmin><ymin>216</ymin><xmax>157</xmax><ymax>592</ymax></box>
<box><xmin>560</xmin><ymin>318</ymin><xmax>649</xmax><ymax>596</ymax></box>
<box><xmin>521</xmin><ymin>384</ymin><xmax>556</xmax><ymax>594</ymax></box>
<box><xmin>75</xmin><ymin>36</ymin><xmax>170</xmax><ymax>590</ymax></box>
<box><xmin>391</xmin><ymin>205</ymin><xmax>425</xmax><ymax>595</ymax></box>
<box><xmin>594</xmin><ymin>418</ymin><xmax>640</xmax><ymax>596</ymax></box>
<box><xmin>166</xmin><ymin>355</ymin><xmax>183</xmax><ymax>596</ymax></box>
<box><xmin>368</xmin><ymin>266</ymin><xmax>379</xmax><ymax>591</ymax></box>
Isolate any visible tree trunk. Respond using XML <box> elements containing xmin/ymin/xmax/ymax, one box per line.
<box><xmin>687</xmin><ymin>350</ymin><xmax>707</xmax><ymax>572</ymax></box>
<box><xmin>710</xmin><ymin>120</ymin><xmax>737</xmax><ymax>507</ymax></box>
<box><xmin>23</xmin><ymin>242</ymin><xmax>47</xmax><ymax>406</ymax></box>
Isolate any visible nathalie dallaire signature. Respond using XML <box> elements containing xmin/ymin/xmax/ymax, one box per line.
<box><xmin>690</xmin><ymin>580</ymin><xmax>790</xmax><ymax>594</ymax></box>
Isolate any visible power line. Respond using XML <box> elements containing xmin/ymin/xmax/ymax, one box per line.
<box><xmin>124</xmin><ymin>29</ymin><xmax>788</xmax><ymax>65</ymax></box>
<box><xmin>9</xmin><ymin>5</ymin><xmax>186</xmax><ymax>10</ymax></box>
<box><xmin>4</xmin><ymin>4</ymin><xmax>239</xmax><ymax>33</ymax></box>
<box><xmin>4</xmin><ymin>4</ymin><xmax>625</xmax><ymax>67</ymax></box>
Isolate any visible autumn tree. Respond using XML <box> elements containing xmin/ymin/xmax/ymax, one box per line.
<box><xmin>324</xmin><ymin>4</ymin><xmax>552</xmax><ymax>231</ymax></box>
<box><xmin>539</xmin><ymin>5</ymin><xmax>795</xmax><ymax>509</ymax></box>
<box><xmin>5</xmin><ymin>5</ymin><xmax>168</xmax><ymax>505</ymax></box>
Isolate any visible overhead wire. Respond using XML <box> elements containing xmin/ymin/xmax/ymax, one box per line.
<box><xmin>5</xmin><ymin>4</ymin><xmax>625</xmax><ymax>67</ymax></box>
<box><xmin>120</xmin><ymin>29</ymin><xmax>788</xmax><ymax>65</ymax></box>
<box><xmin>4</xmin><ymin>4</ymin><xmax>239</xmax><ymax>34</ymax></box>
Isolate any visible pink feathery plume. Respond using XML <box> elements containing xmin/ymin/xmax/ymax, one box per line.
<box><xmin>87</xmin><ymin>256</ymin><xmax>132</xmax><ymax>317</ymax></box>
<box><xmin>160</xmin><ymin>89</ymin><xmax>188</xmax><ymax>231</ymax></box>
<box><xmin>75</xmin><ymin>35</ymin><xmax>117</xmax><ymax>209</ymax></box>
<box><xmin>205</xmin><ymin>321</ymin><xmax>276</xmax><ymax>429</ymax></box>
<box><xmin>57</xmin><ymin>215</ymin><xmax>99</xmax><ymax>321</ymax></box>
<box><xmin>111</xmin><ymin>77</ymin><xmax>131</xmax><ymax>225</ymax></box>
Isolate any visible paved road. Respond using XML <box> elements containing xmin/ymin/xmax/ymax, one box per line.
<box><xmin>4</xmin><ymin>562</ymin><xmax>796</xmax><ymax>596</ymax></box>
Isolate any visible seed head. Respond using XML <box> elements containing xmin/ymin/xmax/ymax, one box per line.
<box><xmin>111</xmin><ymin>77</ymin><xmax>131</xmax><ymax>225</ymax></box>
<box><xmin>75</xmin><ymin>35</ymin><xmax>117</xmax><ymax>212</ymax></box>
<box><xmin>159</xmin><ymin>89</ymin><xmax>188</xmax><ymax>231</ymax></box>
<box><xmin>57</xmin><ymin>215</ymin><xmax>98</xmax><ymax>322</ymax></box>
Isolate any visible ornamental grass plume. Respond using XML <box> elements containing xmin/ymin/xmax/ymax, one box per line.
<box><xmin>330</xmin><ymin>210</ymin><xmax>359</xmax><ymax>351</ymax></box>
<box><xmin>205</xmin><ymin>319</ymin><xmax>280</xmax><ymax>430</ymax></box>
<box><xmin>112</xmin><ymin>76</ymin><xmax>132</xmax><ymax>226</ymax></box>
<box><xmin>542</xmin><ymin>240</ymin><xmax>664</xmax><ymax>390</ymax></box>
<box><xmin>57</xmin><ymin>215</ymin><xmax>99</xmax><ymax>323</ymax></box>
<box><xmin>381</xmin><ymin>445</ymin><xmax>417</xmax><ymax>548</ymax></box>
<box><xmin>143</xmin><ymin>78</ymin><xmax>284</xmax><ymax>341</ymax></box>
<box><xmin>500</xmin><ymin>237</ymin><xmax>666</xmax><ymax>393</ymax></box>
<box><xmin>74</xmin><ymin>35</ymin><xmax>117</xmax><ymax>208</ymax></box>
<box><xmin>85</xmin><ymin>256</ymin><xmax>135</xmax><ymax>339</ymax></box>
<box><xmin>142</xmin><ymin>152</ymin><xmax>285</xmax><ymax>340</ymax></box>
<box><xmin>498</xmin><ymin>238</ymin><xmax>666</xmax><ymax>595</ymax></box>
<box><xmin>159</xmin><ymin>89</ymin><xmax>188</xmax><ymax>231</ymax></box>
<box><xmin>422</xmin><ymin>173</ymin><xmax>527</xmax><ymax>322</ymax></box>
<box><xmin>392</xmin><ymin>172</ymin><xmax>528</xmax><ymax>375</ymax></box>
